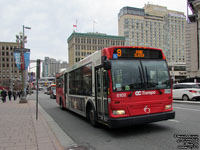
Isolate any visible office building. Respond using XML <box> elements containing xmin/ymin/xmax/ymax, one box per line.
<box><xmin>118</xmin><ymin>4</ymin><xmax>186</xmax><ymax>64</ymax></box>
<box><xmin>185</xmin><ymin>22</ymin><xmax>198</xmax><ymax>77</ymax></box>
<box><xmin>42</xmin><ymin>57</ymin><xmax>68</xmax><ymax>77</ymax></box>
<box><xmin>186</xmin><ymin>0</ymin><xmax>200</xmax><ymax>77</ymax></box>
<box><xmin>67</xmin><ymin>32</ymin><xmax>125</xmax><ymax>66</ymax></box>
<box><xmin>0</xmin><ymin>42</ymin><xmax>21</xmax><ymax>89</ymax></box>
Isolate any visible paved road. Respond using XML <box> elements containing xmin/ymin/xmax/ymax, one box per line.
<box><xmin>32</xmin><ymin>92</ymin><xmax>200</xmax><ymax>150</ymax></box>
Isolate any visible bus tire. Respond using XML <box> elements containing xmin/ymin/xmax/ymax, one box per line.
<box><xmin>88</xmin><ymin>106</ymin><xmax>98</xmax><ymax>127</ymax></box>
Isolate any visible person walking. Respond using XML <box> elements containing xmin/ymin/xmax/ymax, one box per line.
<box><xmin>13</xmin><ymin>90</ymin><xmax>17</xmax><ymax>101</ymax></box>
<box><xmin>0</xmin><ymin>89</ymin><xmax>3</xmax><ymax>103</ymax></box>
<box><xmin>1</xmin><ymin>89</ymin><xmax>7</xmax><ymax>103</ymax></box>
<box><xmin>8</xmin><ymin>89</ymin><xmax>12</xmax><ymax>101</ymax></box>
<box><xmin>18</xmin><ymin>90</ymin><xmax>22</xmax><ymax>99</ymax></box>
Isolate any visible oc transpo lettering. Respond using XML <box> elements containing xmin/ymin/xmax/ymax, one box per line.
<box><xmin>135</xmin><ymin>91</ymin><xmax>156</xmax><ymax>96</ymax></box>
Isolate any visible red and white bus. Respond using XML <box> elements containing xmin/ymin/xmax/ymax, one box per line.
<box><xmin>56</xmin><ymin>46</ymin><xmax>175</xmax><ymax>128</ymax></box>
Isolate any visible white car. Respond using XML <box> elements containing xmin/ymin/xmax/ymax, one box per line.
<box><xmin>173</xmin><ymin>83</ymin><xmax>200</xmax><ymax>101</ymax></box>
<box><xmin>50</xmin><ymin>89</ymin><xmax>56</xmax><ymax>99</ymax></box>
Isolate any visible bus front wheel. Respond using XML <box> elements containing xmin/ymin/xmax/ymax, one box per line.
<box><xmin>88</xmin><ymin>107</ymin><xmax>98</xmax><ymax>127</ymax></box>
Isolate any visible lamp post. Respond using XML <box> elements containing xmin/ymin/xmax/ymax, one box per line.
<box><xmin>16</xmin><ymin>25</ymin><xmax>31</xmax><ymax>103</ymax></box>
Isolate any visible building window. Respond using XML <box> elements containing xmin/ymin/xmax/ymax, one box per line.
<box><xmin>87</xmin><ymin>39</ymin><xmax>91</xmax><ymax>44</ymax></box>
<box><xmin>81</xmin><ymin>38</ymin><xmax>86</xmax><ymax>44</ymax></box>
<box><xmin>93</xmin><ymin>39</ymin><xmax>97</xmax><ymax>44</ymax></box>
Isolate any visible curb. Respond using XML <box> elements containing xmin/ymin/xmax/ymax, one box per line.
<box><xmin>173</xmin><ymin>100</ymin><xmax>200</xmax><ymax>105</ymax></box>
<box><xmin>38</xmin><ymin>103</ymin><xmax>77</xmax><ymax>149</ymax></box>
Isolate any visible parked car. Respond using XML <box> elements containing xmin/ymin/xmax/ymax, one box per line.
<box><xmin>173</xmin><ymin>83</ymin><xmax>200</xmax><ymax>101</ymax></box>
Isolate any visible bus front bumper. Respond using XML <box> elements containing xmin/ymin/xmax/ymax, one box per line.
<box><xmin>108</xmin><ymin>111</ymin><xmax>175</xmax><ymax>128</ymax></box>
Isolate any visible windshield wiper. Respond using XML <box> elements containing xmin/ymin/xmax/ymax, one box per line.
<box><xmin>157</xmin><ymin>87</ymin><xmax>163</xmax><ymax>95</ymax></box>
<box><xmin>128</xmin><ymin>91</ymin><xmax>133</xmax><ymax>97</ymax></box>
<box><xmin>150</xmin><ymin>82</ymin><xmax>163</xmax><ymax>95</ymax></box>
<box><xmin>145</xmin><ymin>67</ymin><xmax>148</xmax><ymax>84</ymax></box>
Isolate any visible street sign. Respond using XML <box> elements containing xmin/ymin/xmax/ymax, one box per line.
<box><xmin>36</xmin><ymin>59</ymin><xmax>41</xmax><ymax>79</ymax></box>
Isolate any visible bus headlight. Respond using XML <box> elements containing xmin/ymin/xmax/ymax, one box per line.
<box><xmin>113</xmin><ymin>110</ymin><xmax>125</xmax><ymax>115</ymax></box>
<box><xmin>165</xmin><ymin>104</ymin><xmax>172</xmax><ymax>110</ymax></box>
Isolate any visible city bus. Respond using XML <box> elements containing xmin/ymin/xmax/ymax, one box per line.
<box><xmin>56</xmin><ymin>46</ymin><xmax>175</xmax><ymax>128</ymax></box>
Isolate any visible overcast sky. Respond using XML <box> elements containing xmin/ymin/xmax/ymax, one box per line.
<box><xmin>0</xmin><ymin>0</ymin><xmax>187</xmax><ymax>63</ymax></box>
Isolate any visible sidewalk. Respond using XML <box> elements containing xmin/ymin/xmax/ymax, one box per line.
<box><xmin>173</xmin><ymin>100</ymin><xmax>200</xmax><ymax>105</ymax></box>
<box><xmin>0</xmin><ymin>98</ymin><xmax>65</xmax><ymax>150</ymax></box>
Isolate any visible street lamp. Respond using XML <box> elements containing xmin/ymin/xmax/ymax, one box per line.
<box><xmin>16</xmin><ymin>25</ymin><xmax>31</xmax><ymax>103</ymax></box>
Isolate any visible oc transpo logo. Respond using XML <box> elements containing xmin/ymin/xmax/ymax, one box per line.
<box><xmin>144</xmin><ymin>106</ymin><xmax>151</xmax><ymax>114</ymax></box>
<box><xmin>135</xmin><ymin>91</ymin><xmax>141</xmax><ymax>96</ymax></box>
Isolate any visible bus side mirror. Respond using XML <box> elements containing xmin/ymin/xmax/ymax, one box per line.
<box><xmin>103</xmin><ymin>61</ymin><xmax>111</xmax><ymax>70</ymax></box>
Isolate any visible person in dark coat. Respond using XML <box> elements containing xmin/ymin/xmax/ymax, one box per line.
<box><xmin>18</xmin><ymin>90</ymin><xmax>21</xmax><ymax>99</ymax></box>
<box><xmin>8</xmin><ymin>89</ymin><xmax>12</xmax><ymax>101</ymax></box>
<box><xmin>13</xmin><ymin>90</ymin><xmax>17</xmax><ymax>101</ymax></box>
<box><xmin>1</xmin><ymin>89</ymin><xmax>7</xmax><ymax>103</ymax></box>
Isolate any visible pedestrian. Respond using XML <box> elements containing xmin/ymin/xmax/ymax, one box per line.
<box><xmin>8</xmin><ymin>89</ymin><xmax>12</xmax><ymax>101</ymax></box>
<box><xmin>13</xmin><ymin>90</ymin><xmax>17</xmax><ymax>101</ymax></box>
<box><xmin>18</xmin><ymin>90</ymin><xmax>22</xmax><ymax>99</ymax></box>
<box><xmin>0</xmin><ymin>89</ymin><xmax>2</xmax><ymax>102</ymax></box>
<box><xmin>1</xmin><ymin>88</ymin><xmax>7</xmax><ymax>103</ymax></box>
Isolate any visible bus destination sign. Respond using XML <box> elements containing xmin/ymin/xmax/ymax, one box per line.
<box><xmin>113</xmin><ymin>48</ymin><xmax>163</xmax><ymax>59</ymax></box>
<box><xmin>134</xmin><ymin>50</ymin><xmax>144</xmax><ymax>57</ymax></box>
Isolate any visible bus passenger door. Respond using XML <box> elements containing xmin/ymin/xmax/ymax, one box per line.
<box><xmin>64</xmin><ymin>73</ymin><xmax>68</xmax><ymax>108</ymax></box>
<box><xmin>95</xmin><ymin>67</ymin><xmax>109</xmax><ymax>122</ymax></box>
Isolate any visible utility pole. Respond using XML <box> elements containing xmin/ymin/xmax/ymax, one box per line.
<box><xmin>9</xmin><ymin>48</ymin><xmax>13</xmax><ymax>92</ymax></box>
<box><xmin>36</xmin><ymin>59</ymin><xmax>41</xmax><ymax>120</ymax></box>
<box><xmin>16</xmin><ymin>25</ymin><xmax>31</xmax><ymax>103</ymax></box>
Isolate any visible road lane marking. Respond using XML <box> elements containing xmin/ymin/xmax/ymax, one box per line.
<box><xmin>168</xmin><ymin>119</ymin><xmax>180</xmax><ymax>123</ymax></box>
<box><xmin>173</xmin><ymin>107</ymin><xmax>200</xmax><ymax>112</ymax></box>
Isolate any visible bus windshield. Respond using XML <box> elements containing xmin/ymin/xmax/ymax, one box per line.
<box><xmin>111</xmin><ymin>60</ymin><xmax>171</xmax><ymax>92</ymax></box>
